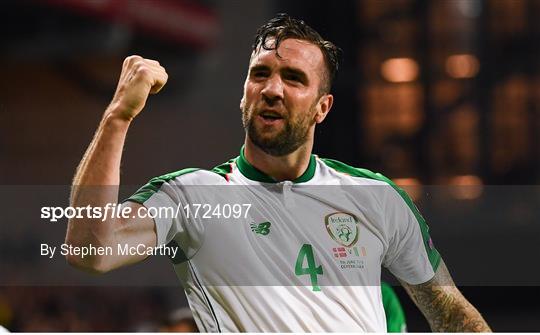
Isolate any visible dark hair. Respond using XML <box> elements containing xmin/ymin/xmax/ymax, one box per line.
<box><xmin>252</xmin><ymin>13</ymin><xmax>342</xmax><ymax>94</ymax></box>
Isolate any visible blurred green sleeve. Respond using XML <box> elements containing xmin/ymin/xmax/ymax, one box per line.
<box><xmin>382</xmin><ymin>282</ymin><xmax>407</xmax><ymax>332</ymax></box>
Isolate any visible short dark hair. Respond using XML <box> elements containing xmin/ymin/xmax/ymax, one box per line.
<box><xmin>252</xmin><ymin>13</ymin><xmax>342</xmax><ymax>94</ymax></box>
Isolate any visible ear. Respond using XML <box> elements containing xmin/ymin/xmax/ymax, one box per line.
<box><xmin>314</xmin><ymin>94</ymin><xmax>333</xmax><ymax>124</ymax></box>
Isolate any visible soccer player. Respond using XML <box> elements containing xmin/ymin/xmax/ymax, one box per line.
<box><xmin>66</xmin><ymin>14</ymin><xmax>491</xmax><ymax>332</ymax></box>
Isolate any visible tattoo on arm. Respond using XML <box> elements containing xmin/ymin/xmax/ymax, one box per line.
<box><xmin>400</xmin><ymin>260</ymin><xmax>491</xmax><ymax>332</ymax></box>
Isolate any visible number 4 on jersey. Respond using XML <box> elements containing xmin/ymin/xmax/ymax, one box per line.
<box><xmin>295</xmin><ymin>244</ymin><xmax>323</xmax><ymax>291</ymax></box>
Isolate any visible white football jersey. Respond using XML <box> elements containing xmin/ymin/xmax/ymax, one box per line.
<box><xmin>127</xmin><ymin>148</ymin><xmax>440</xmax><ymax>332</ymax></box>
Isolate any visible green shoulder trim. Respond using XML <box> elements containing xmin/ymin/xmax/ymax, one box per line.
<box><xmin>126</xmin><ymin>168</ymin><xmax>200</xmax><ymax>204</ymax></box>
<box><xmin>381</xmin><ymin>282</ymin><xmax>407</xmax><ymax>332</ymax></box>
<box><xmin>128</xmin><ymin>158</ymin><xmax>235</xmax><ymax>204</ymax></box>
<box><xmin>211</xmin><ymin>159</ymin><xmax>235</xmax><ymax>180</ymax></box>
<box><xmin>320</xmin><ymin>158</ymin><xmax>441</xmax><ymax>273</ymax></box>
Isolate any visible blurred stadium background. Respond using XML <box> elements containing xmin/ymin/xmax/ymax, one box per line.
<box><xmin>1</xmin><ymin>0</ymin><xmax>539</xmax><ymax>331</ymax></box>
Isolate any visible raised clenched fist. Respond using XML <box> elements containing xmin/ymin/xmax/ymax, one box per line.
<box><xmin>107</xmin><ymin>55</ymin><xmax>168</xmax><ymax>121</ymax></box>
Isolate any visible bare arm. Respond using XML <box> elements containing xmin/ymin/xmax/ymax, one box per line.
<box><xmin>66</xmin><ymin>55</ymin><xmax>168</xmax><ymax>273</ymax></box>
<box><xmin>400</xmin><ymin>259</ymin><xmax>491</xmax><ymax>332</ymax></box>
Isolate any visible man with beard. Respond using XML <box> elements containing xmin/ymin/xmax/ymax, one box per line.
<box><xmin>66</xmin><ymin>14</ymin><xmax>490</xmax><ymax>332</ymax></box>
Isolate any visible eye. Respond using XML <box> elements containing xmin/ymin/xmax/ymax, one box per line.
<box><xmin>284</xmin><ymin>72</ymin><xmax>304</xmax><ymax>84</ymax></box>
<box><xmin>251</xmin><ymin>70</ymin><xmax>269</xmax><ymax>79</ymax></box>
<box><xmin>286</xmin><ymin>74</ymin><xmax>300</xmax><ymax>81</ymax></box>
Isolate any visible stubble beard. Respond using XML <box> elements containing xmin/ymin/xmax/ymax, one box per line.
<box><xmin>242</xmin><ymin>106</ymin><xmax>314</xmax><ymax>157</ymax></box>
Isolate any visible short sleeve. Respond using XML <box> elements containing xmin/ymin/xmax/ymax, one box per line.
<box><xmin>382</xmin><ymin>184</ymin><xmax>441</xmax><ymax>285</ymax></box>
<box><xmin>124</xmin><ymin>169</ymin><xmax>204</xmax><ymax>263</ymax></box>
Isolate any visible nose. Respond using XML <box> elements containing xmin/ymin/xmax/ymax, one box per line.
<box><xmin>260</xmin><ymin>74</ymin><xmax>284</xmax><ymax>105</ymax></box>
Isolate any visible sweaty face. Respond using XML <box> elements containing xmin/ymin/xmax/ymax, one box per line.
<box><xmin>241</xmin><ymin>38</ymin><xmax>326</xmax><ymax>156</ymax></box>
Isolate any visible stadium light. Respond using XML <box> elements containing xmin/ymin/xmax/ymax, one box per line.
<box><xmin>445</xmin><ymin>54</ymin><xmax>480</xmax><ymax>79</ymax></box>
<box><xmin>449</xmin><ymin>175</ymin><xmax>483</xmax><ymax>200</ymax></box>
<box><xmin>380</xmin><ymin>58</ymin><xmax>419</xmax><ymax>83</ymax></box>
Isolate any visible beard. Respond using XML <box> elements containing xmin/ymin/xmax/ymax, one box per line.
<box><xmin>242</xmin><ymin>105</ymin><xmax>314</xmax><ymax>157</ymax></box>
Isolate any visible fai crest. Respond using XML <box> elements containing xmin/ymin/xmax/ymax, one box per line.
<box><xmin>325</xmin><ymin>212</ymin><xmax>359</xmax><ymax>247</ymax></box>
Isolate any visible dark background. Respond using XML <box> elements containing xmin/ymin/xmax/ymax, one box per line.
<box><xmin>0</xmin><ymin>0</ymin><xmax>539</xmax><ymax>331</ymax></box>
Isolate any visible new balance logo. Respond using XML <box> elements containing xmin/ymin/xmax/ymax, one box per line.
<box><xmin>251</xmin><ymin>222</ymin><xmax>271</xmax><ymax>236</ymax></box>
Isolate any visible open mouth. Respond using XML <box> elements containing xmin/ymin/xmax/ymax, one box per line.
<box><xmin>259</xmin><ymin>111</ymin><xmax>284</xmax><ymax>121</ymax></box>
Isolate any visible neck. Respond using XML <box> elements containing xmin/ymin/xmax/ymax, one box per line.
<box><xmin>244</xmin><ymin>137</ymin><xmax>313</xmax><ymax>182</ymax></box>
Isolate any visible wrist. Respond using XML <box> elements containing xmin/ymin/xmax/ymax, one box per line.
<box><xmin>104</xmin><ymin>101</ymin><xmax>141</xmax><ymax>123</ymax></box>
<box><xmin>101</xmin><ymin>110</ymin><xmax>132</xmax><ymax>131</ymax></box>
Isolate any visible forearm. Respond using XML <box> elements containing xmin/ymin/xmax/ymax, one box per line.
<box><xmin>72</xmin><ymin>109</ymin><xmax>130</xmax><ymax>189</ymax></box>
<box><xmin>404</xmin><ymin>282</ymin><xmax>491</xmax><ymax>332</ymax></box>
<box><xmin>66</xmin><ymin>110</ymin><xmax>131</xmax><ymax>269</ymax></box>
<box><xmin>402</xmin><ymin>260</ymin><xmax>491</xmax><ymax>332</ymax></box>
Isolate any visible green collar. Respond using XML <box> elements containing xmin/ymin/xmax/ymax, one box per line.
<box><xmin>236</xmin><ymin>146</ymin><xmax>317</xmax><ymax>183</ymax></box>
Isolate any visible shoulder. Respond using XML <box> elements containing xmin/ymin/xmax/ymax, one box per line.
<box><xmin>150</xmin><ymin>158</ymin><xmax>236</xmax><ymax>185</ymax></box>
<box><xmin>127</xmin><ymin>159</ymin><xmax>236</xmax><ymax>204</ymax></box>
<box><xmin>317</xmin><ymin>157</ymin><xmax>395</xmax><ymax>187</ymax></box>
<box><xmin>316</xmin><ymin>157</ymin><xmax>417</xmax><ymax>210</ymax></box>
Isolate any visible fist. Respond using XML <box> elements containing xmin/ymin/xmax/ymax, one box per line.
<box><xmin>108</xmin><ymin>55</ymin><xmax>168</xmax><ymax>121</ymax></box>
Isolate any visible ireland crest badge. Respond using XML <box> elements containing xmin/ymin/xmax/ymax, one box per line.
<box><xmin>325</xmin><ymin>212</ymin><xmax>359</xmax><ymax>247</ymax></box>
